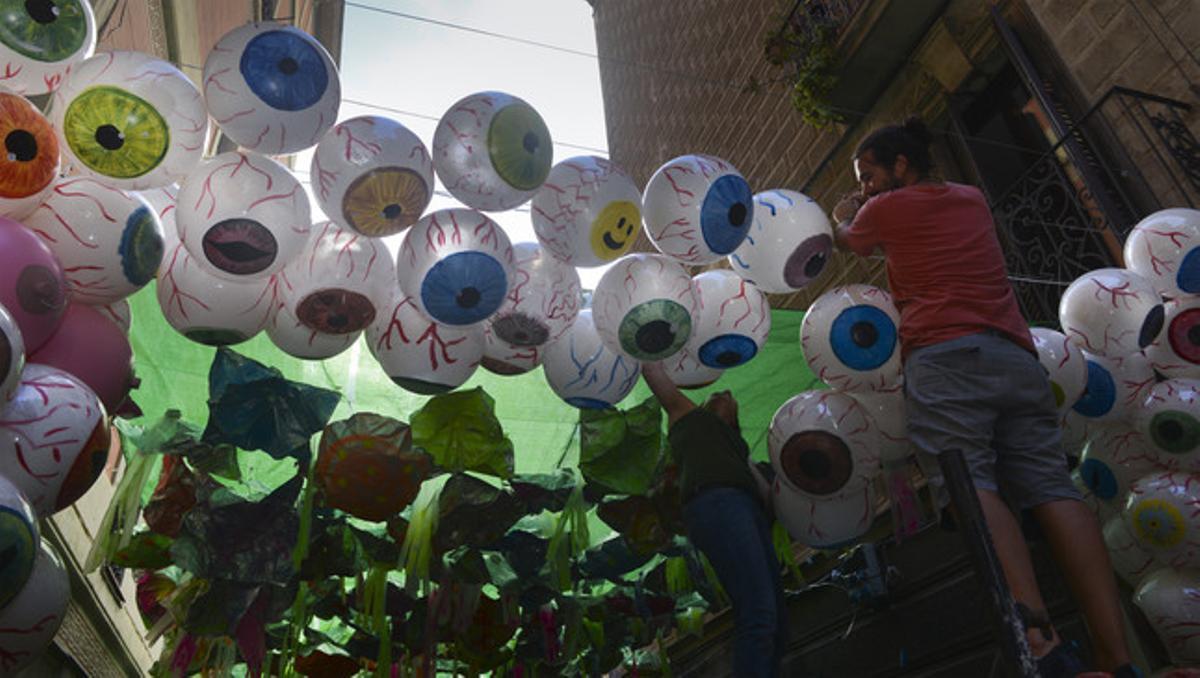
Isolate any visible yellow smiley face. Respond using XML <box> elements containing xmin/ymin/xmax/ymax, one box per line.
<box><xmin>589</xmin><ymin>200</ymin><xmax>640</xmax><ymax>261</ymax></box>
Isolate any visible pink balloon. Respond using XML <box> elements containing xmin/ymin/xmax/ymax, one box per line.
<box><xmin>30</xmin><ymin>303</ymin><xmax>137</xmax><ymax>416</ymax></box>
<box><xmin>0</xmin><ymin>217</ymin><xmax>67</xmax><ymax>352</ymax></box>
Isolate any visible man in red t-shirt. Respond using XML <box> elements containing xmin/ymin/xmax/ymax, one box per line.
<box><xmin>832</xmin><ymin>118</ymin><xmax>1135</xmax><ymax>678</ymax></box>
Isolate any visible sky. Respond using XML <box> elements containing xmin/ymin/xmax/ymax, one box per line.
<box><xmin>295</xmin><ymin>0</ymin><xmax>613</xmax><ymax>288</ymax></box>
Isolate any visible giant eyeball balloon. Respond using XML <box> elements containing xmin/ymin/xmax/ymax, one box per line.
<box><xmin>1124</xmin><ymin>208</ymin><xmax>1200</xmax><ymax>298</ymax></box>
<box><xmin>397</xmin><ymin>208</ymin><xmax>515</xmax><ymax>326</ymax></box>
<box><xmin>268</xmin><ymin>299</ymin><xmax>360</xmax><ymax>361</ymax></box>
<box><xmin>431</xmin><ymin>91</ymin><xmax>553</xmax><ymax>212</ymax></box>
<box><xmin>0</xmin><ymin>475</ymin><xmax>36</xmax><ymax>610</ymax></box>
<box><xmin>1031</xmin><ymin>327</ymin><xmax>1088</xmax><ymax>413</ymax></box>
<box><xmin>25</xmin><ymin>177</ymin><xmax>163</xmax><ymax>305</ymax></box>
<box><xmin>310</xmin><ymin>115</ymin><xmax>433</xmax><ymax>237</ymax></box>
<box><xmin>0</xmin><ymin>91</ymin><xmax>58</xmax><ymax>220</ymax></box>
<box><xmin>801</xmin><ymin>284</ymin><xmax>901</xmax><ymax>393</ymax></box>
<box><xmin>202</xmin><ymin>22</ymin><xmax>340</xmax><ymax>155</ymax></box>
<box><xmin>0</xmin><ymin>364</ymin><xmax>107</xmax><ymax>517</ymax></box>
<box><xmin>530</xmin><ymin>155</ymin><xmax>642</xmax><ymax>267</ymax></box>
<box><xmin>543</xmin><ymin>309</ymin><xmax>640</xmax><ymax>409</ymax></box>
<box><xmin>849</xmin><ymin>389</ymin><xmax>909</xmax><ymax>464</ymax></box>
<box><xmin>1073</xmin><ymin>350</ymin><xmax>1156</xmax><ymax>423</ymax></box>
<box><xmin>1124</xmin><ymin>471</ymin><xmax>1200</xmax><ymax>570</ymax></box>
<box><xmin>1146</xmin><ymin>297</ymin><xmax>1200</xmax><ymax>380</ymax></box>
<box><xmin>366</xmin><ymin>291</ymin><xmax>484</xmax><ymax>394</ymax></box>
<box><xmin>488</xmin><ymin>242</ymin><xmax>580</xmax><ymax>348</ymax></box>
<box><xmin>0</xmin><ymin>0</ymin><xmax>95</xmax><ymax>95</ymax></box>
<box><xmin>51</xmin><ymin>51</ymin><xmax>206</xmax><ymax>189</ymax></box>
<box><xmin>773</xmin><ymin>476</ymin><xmax>878</xmax><ymax>549</ymax></box>
<box><xmin>769</xmin><ymin>390</ymin><xmax>881</xmax><ymax>497</ymax></box>
<box><xmin>1078</xmin><ymin>423</ymin><xmax>1171</xmax><ymax>521</ymax></box>
<box><xmin>176</xmin><ymin>151</ymin><xmax>312</xmax><ymax>281</ymax></box>
<box><xmin>687</xmin><ymin>270</ymin><xmax>770</xmax><ymax>369</ymax></box>
<box><xmin>1061</xmin><ymin>409</ymin><xmax>1102</xmax><ymax>458</ymax></box>
<box><xmin>730</xmin><ymin>189</ymin><xmax>832</xmax><ymax>293</ymax></box>
<box><xmin>642</xmin><ymin>154</ymin><xmax>753</xmax><ymax>265</ymax></box>
<box><xmin>0</xmin><ymin>541</ymin><xmax>68</xmax><ymax>674</ymax></box>
<box><xmin>0</xmin><ymin>304</ymin><xmax>24</xmax><ymax>405</ymax></box>
<box><xmin>0</xmin><ymin>216</ymin><xmax>66</xmax><ymax>353</ymax></box>
<box><xmin>1135</xmin><ymin>379</ymin><xmax>1200</xmax><ymax>473</ymax></box>
<box><xmin>592</xmin><ymin>253</ymin><xmax>697</xmax><ymax>361</ymax></box>
<box><xmin>280</xmin><ymin>221</ymin><xmax>394</xmax><ymax>336</ymax></box>
<box><xmin>664</xmin><ymin>344</ymin><xmax>721</xmax><ymax>390</ymax></box>
<box><xmin>138</xmin><ymin>183</ymin><xmax>177</xmax><ymax>235</ymax></box>
<box><xmin>29</xmin><ymin>303</ymin><xmax>134</xmax><ymax>415</ymax></box>
<box><xmin>1134</xmin><ymin>567</ymin><xmax>1200</xmax><ymax>665</ymax></box>
<box><xmin>1060</xmin><ymin>268</ymin><xmax>1164</xmax><ymax>359</ymax></box>
<box><xmin>481</xmin><ymin>325</ymin><xmax>543</xmax><ymax>376</ymax></box>
<box><xmin>1102</xmin><ymin>515</ymin><xmax>1160</xmax><ymax>587</ymax></box>
<box><xmin>156</xmin><ymin>237</ymin><xmax>275</xmax><ymax>346</ymax></box>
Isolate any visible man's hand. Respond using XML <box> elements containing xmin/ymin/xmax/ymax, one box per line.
<box><xmin>832</xmin><ymin>192</ymin><xmax>865</xmax><ymax>224</ymax></box>
<box><xmin>641</xmin><ymin>360</ymin><xmax>695</xmax><ymax>428</ymax></box>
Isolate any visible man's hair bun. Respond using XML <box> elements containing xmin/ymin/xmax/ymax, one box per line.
<box><xmin>902</xmin><ymin>116</ymin><xmax>933</xmax><ymax>146</ymax></box>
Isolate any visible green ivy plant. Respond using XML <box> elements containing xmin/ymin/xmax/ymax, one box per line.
<box><xmin>749</xmin><ymin>8</ymin><xmax>842</xmax><ymax>128</ymax></box>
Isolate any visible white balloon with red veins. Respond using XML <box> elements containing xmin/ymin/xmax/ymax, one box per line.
<box><xmin>481</xmin><ymin>326</ymin><xmax>544</xmax><ymax>376</ymax></box>
<box><xmin>25</xmin><ymin>177</ymin><xmax>164</xmax><ymax>306</ymax></box>
<box><xmin>730</xmin><ymin>189</ymin><xmax>833</xmax><ymax>293</ymax></box>
<box><xmin>310</xmin><ymin>115</ymin><xmax>433</xmax><ymax>238</ymax></box>
<box><xmin>0</xmin><ymin>364</ymin><xmax>108</xmax><ymax>517</ymax></box>
<box><xmin>769</xmin><ymin>389</ymin><xmax>881</xmax><ymax>497</ymax></box>
<box><xmin>642</xmin><ymin>154</ymin><xmax>753</xmax><ymax>265</ymax></box>
<box><xmin>1134</xmin><ymin>567</ymin><xmax>1200</xmax><ymax>665</ymax></box>
<box><xmin>202</xmin><ymin>22</ymin><xmax>340</xmax><ymax>155</ymax></box>
<box><xmin>1101</xmin><ymin>515</ymin><xmax>1160</xmax><ymax>587</ymax></box>
<box><xmin>849</xmin><ymin>389</ymin><xmax>909</xmax><ymax>464</ymax></box>
<box><xmin>431</xmin><ymin>91</ymin><xmax>553</xmax><ymax>212</ymax></box>
<box><xmin>1059</xmin><ymin>268</ymin><xmax>1165</xmax><ymax>359</ymax></box>
<box><xmin>1134</xmin><ymin>379</ymin><xmax>1200</xmax><ymax>473</ymax></box>
<box><xmin>487</xmin><ymin>242</ymin><xmax>580</xmax><ymax>349</ymax></box>
<box><xmin>1077</xmin><ymin>423</ymin><xmax>1172</xmax><ymax>521</ymax></box>
<box><xmin>51</xmin><ymin>50</ymin><xmax>206</xmax><ymax>189</ymax></box>
<box><xmin>530</xmin><ymin>155</ymin><xmax>642</xmax><ymax>267</ymax></box>
<box><xmin>1072</xmin><ymin>350</ymin><xmax>1157</xmax><ymax>423</ymax></box>
<box><xmin>0</xmin><ymin>0</ymin><xmax>95</xmax><ymax>95</ymax></box>
<box><xmin>664</xmin><ymin>344</ymin><xmax>722</xmax><ymax>390</ymax></box>
<box><xmin>773</xmin><ymin>476</ymin><xmax>878</xmax><ymax>549</ymax></box>
<box><xmin>0</xmin><ymin>304</ymin><xmax>24</xmax><ymax>405</ymax></box>
<box><xmin>396</xmin><ymin>208</ymin><xmax>515</xmax><ymax>327</ymax></box>
<box><xmin>543</xmin><ymin>309</ymin><xmax>639</xmax><ymax>409</ymax></box>
<box><xmin>279</xmin><ymin>221</ymin><xmax>395</xmax><ymax>336</ymax></box>
<box><xmin>1031</xmin><ymin>327</ymin><xmax>1088</xmax><ymax>413</ymax></box>
<box><xmin>267</xmin><ymin>302</ymin><xmax>360</xmax><ymax>361</ymax></box>
<box><xmin>801</xmin><ymin>284</ymin><xmax>902</xmax><ymax>393</ymax></box>
<box><xmin>1124</xmin><ymin>208</ymin><xmax>1200</xmax><ymax>298</ymax></box>
<box><xmin>0</xmin><ymin>542</ymin><xmax>68</xmax><ymax>674</ymax></box>
<box><xmin>137</xmin><ymin>183</ymin><xmax>179</xmax><ymax>236</ymax></box>
<box><xmin>176</xmin><ymin>151</ymin><xmax>312</xmax><ymax>281</ymax></box>
<box><xmin>0</xmin><ymin>474</ymin><xmax>37</xmax><ymax>610</ymax></box>
<box><xmin>367</xmin><ymin>292</ymin><xmax>484</xmax><ymax>395</ymax></box>
<box><xmin>1123</xmin><ymin>471</ymin><xmax>1200</xmax><ymax>570</ymax></box>
<box><xmin>1145</xmin><ymin>297</ymin><xmax>1200</xmax><ymax>380</ymax></box>
<box><xmin>592</xmin><ymin>253</ymin><xmax>697</xmax><ymax>362</ymax></box>
<box><xmin>687</xmin><ymin>270</ymin><xmax>771</xmax><ymax>369</ymax></box>
<box><xmin>97</xmin><ymin>300</ymin><xmax>132</xmax><ymax>334</ymax></box>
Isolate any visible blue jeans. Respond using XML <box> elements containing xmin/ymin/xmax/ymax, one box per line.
<box><xmin>684</xmin><ymin>487</ymin><xmax>788</xmax><ymax>677</ymax></box>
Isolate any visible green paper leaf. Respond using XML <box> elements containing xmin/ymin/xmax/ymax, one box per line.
<box><xmin>579</xmin><ymin>397</ymin><xmax>663</xmax><ymax>496</ymax></box>
<box><xmin>411</xmin><ymin>388</ymin><xmax>514</xmax><ymax>478</ymax></box>
<box><xmin>110</xmin><ymin>531</ymin><xmax>174</xmax><ymax>570</ymax></box>
<box><xmin>508</xmin><ymin>470</ymin><xmax>576</xmax><ymax>513</ymax></box>
<box><xmin>435</xmin><ymin>474</ymin><xmax>524</xmax><ymax>553</ymax></box>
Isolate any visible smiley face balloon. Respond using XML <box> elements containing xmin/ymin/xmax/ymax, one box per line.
<box><xmin>0</xmin><ymin>474</ymin><xmax>36</xmax><ymax>610</ymax></box>
<box><xmin>687</xmin><ymin>270</ymin><xmax>771</xmax><ymax>369</ymax></box>
<box><xmin>0</xmin><ymin>541</ymin><xmax>68</xmax><ymax>674</ymax></box>
<box><xmin>176</xmin><ymin>151</ymin><xmax>312</xmax><ymax>281</ymax></box>
<box><xmin>367</xmin><ymin>291</ymin><xmax>484</xmax><ymax>395</ymax></box>
<box><xmin>51</xmin><ymin>51</ymin><xmax>207</xmax><ymax>189</ymax></box>
<box><xmin>0</xmin><ymin>216</ymin><xmax>66</xmax><ymax>353</ymax></box>
<box><xmin>280</xmin><ymin>221</ymin><xmax>395</xmax><ymax>335</ymax></box>
<box><xmin>0</xmin><ymin>0</ymin><xmax>95</xmax><ymax>95</ymax></box>
<box><xmin>642</xmin><ymin>154</ymin><xmax>753</xmax><ymax>265</ymax></box>
<box><xmin>592</xmin><ymin>253</ymin><xmax>697</xmax><ymax>361</ymax></box>
<box><xmin>397</xmin><ymin>208</ymin><xmax>515</xmax><ymax>326</ymax></box>
<box><xmin>531</xmin><ymin>156</ymin><xmax>642</xmax><ymax>267</ymax></box>
<box><xmin>25</xmin><ymin>177</ymin><xmax>163</xmax><ymax>305</ymax></box>
<box><xmin>543</xmin><ymin>309</ymin><xmax>640</xmax><ymax>409</ymax></box>
<box><xmin>311</xmin><ymin>115</ymin><xmax>433</xmax><ymax>237</ymax></box>
<box><xmin>801</xmin><ymin>284</ymin><xmax>901</xmax><ymax>393</ymax></box>
<box><xmin>730</xmin><ymin>189</ymin><xmax>833</xmax><ymax>293</ymax></box>
<box><xmin>203</xmin><ymin>22</ymin><xmax>340</xmax><ymax>155</ymax></box>
<box><xmin>0</xmin><ymin>91</ymin><xmax>58</xmax><ymax>220</ymax></box>
<box><xmin>432</xmin><ymin>91</ymin><xmax>553</xmax><ymax>212</ymax></box>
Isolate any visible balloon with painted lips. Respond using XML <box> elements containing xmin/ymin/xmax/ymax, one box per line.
<box><xmin>0</xmin><ymin>541</ymin><xmax>68</xmax><ymax>674</ymax></box>
<box><xmin>1030</xmin><ymin>327</ymin><xmax>1088</xmax><ymax>414</ymax></box>
<box><xmin>800</xmin><ymin>284</ymin><xmax>901</xmax><ymax>394</ymax></box>
<box><xmin>310</xmin><ymin>115</ymin><xmax>434</xmax><ymax>238</ymax></box>
<box><xmin>543</xmin><ymin>309</ymin><xmax>639</xmax><ymax>409</ymax></box>
<box><xmin>768</xmin><ymin>389</ymin><xmax>881</xmax><ymax>498</ymax></box>
<box><xmin>1059</xmin><ymin>268</ymin><xmax>1165</xmax><ymax>359</ymax></box>
<box><xmin>0</xmin><ymin>0</ymin><xmax>95</xmax><ymax>95</ymax></box>
<box><xmin>1124</xmin><ymin>208</ymin><xmax>1200</xmax><ymax>298</ymax></box>
<box><xmin>0</xmin><ymin>216</ymin><xmax>66</xmax><ymax>353</ymax></box>
<box><xmin>687</xmin><ymin>269</ymin><xmax>771</xmax><ymax>369</ymax></box>
<box><xmin>0</xmin><ymin>90</ymin><xmax>59</xmax><ymax>220</ymax></box>
<box><xmin>176</xmin><ymin>151</ymin><xmax>312</xmax><ymax>281</ymax></box>
<box><xmin>729</xmin><ymin>189</ymin><xmax>833</xmax><ymax>294</ymax></box>
<box><xmin>366</xmin><ymin>291</ymin><xmax>484</xmax><ymax>395</ymax></box>
<box><xmin>642</xmin><ymin>154</ymin><xmax>753</xmax><ymax>265</ymax></box>
<box><xmin>530</xmin><ymin>155</ymin><xmax>642</xmax><ymax>267</ymax></box>
<box><xmin>51</xmin><ymin>50</ymin><xmax>207</xmax><ymax>189</ymax></box>
<box><xmin>592</xmin><ymin>253</ymin><xmax>698</xmax><ymax>362</ymax></box>
<box><xmin>202</xmin><ymin>22</ymin><xmax>340</xmax><ymax>155</ymax></box>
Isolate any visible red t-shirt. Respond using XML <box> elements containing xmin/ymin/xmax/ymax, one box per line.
<box><xmin>842</xmin><ymin>182</ymin><xmax>1034</xmax><ymax>356</ymax></box>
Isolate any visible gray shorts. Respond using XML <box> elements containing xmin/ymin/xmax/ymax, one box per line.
<box><xmin>904</xmin><ymin>332</ymin><xmax>1082</xmax><ymax>512</ymax></box>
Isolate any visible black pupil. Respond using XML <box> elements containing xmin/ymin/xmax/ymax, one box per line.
<box><xmin>279</xmin><ymin>57</ymin><xmax>299</xmax><ymax>75</ymax></box>
<box><xmin>456</xmin><ymin>287</ymin><xmax>480</xmax><ymax>308</ymax></box>
<box><xmin>514</xmin><ymin>330</ymin><xmax>529</xmax><ymax>342</ymax></box>
<box><xmin>522</xmin><ymin>132</ymin><xmax>539</xmax><ymax>154</ymax></box>
<box><xmin>727</xmin><ymin>203</ymin><xmax>747</xmax><ymax>227</ymax></box>
<box><xmin>1159</xmin><ymin>419</ymin><xmax>1184</xmax><ymax>442</ymax></box>
<box><xmin>797</xmin><ymin>449</ymin><xmax>831</xmax><ymax>479</ymax></box>
<box><xmin>327</xmin><ymin>314</ymin><xmax>348</xmax><ymax>329</ymax></box>
<box><xmin>1188</xmin><ymin>324</ymin><xmax>1200</xmax><ymax>346</ymax></box>
<box><xmin>95</xmin><ymin>125</ymin><xmax>124</xmax><ymax>150</ymax></box>
<box><xmin>636</xmin><ymin>320</ymin><xmax>675</xmax><ymax>353</ymax></box>
<box><xmin>804</xmin><ymin>252</ymin><xmax>826</xmax><ymax>278</ymax></box>
<box><xmin>1139</xmin><ymin>304</ymin><xmax>1165</xmax><ymax>348</ymax></box>
<box><xmin>25</xmin><ymin>0</ymin><xmax>58</xmax><ymax>24</ymax></box>
<box><xmin>4</xmin><ymin>130</ymin><xmax>37</xmax><ymax>162</ymax></box>
<box><xmin>851</xmin><ymin>321</ymin><xmax>879</xmax><ymax>348</ymax></box>
<box><xmin>382</xmin><ymin>204</ymin><xmax>402</xmax><ymax>220</ymax></box>
<box><xmin>716</xmin><ymin>351</ymin><xmax>741</xmax><ymax>366</ymax></box>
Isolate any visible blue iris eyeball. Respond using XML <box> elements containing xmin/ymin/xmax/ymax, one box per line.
<box><xmin>800</xmin><ymin>284</ymin><xmax>902</xmax><ymax>394</ymax></box>
<box><xmin>643</xmin><ymin>154</ymin><xmax>753</xmax><ymax>265</ymax></box>
<box><xmin>420</xmin><ymin>251</ymin><xmax>509</xmax><ymax>326</ymax></box>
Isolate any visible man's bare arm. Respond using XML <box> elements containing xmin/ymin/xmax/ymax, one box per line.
<box><xmin>641</xmin><ymin>361</ymin><xmax>695</xmax><ymax>428</ymax></box>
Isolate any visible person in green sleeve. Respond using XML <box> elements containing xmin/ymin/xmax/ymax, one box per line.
<box><xmin>642</xmin><ymin>360</ymin><xmax>787</xmax><ymax>677</ymax></box>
